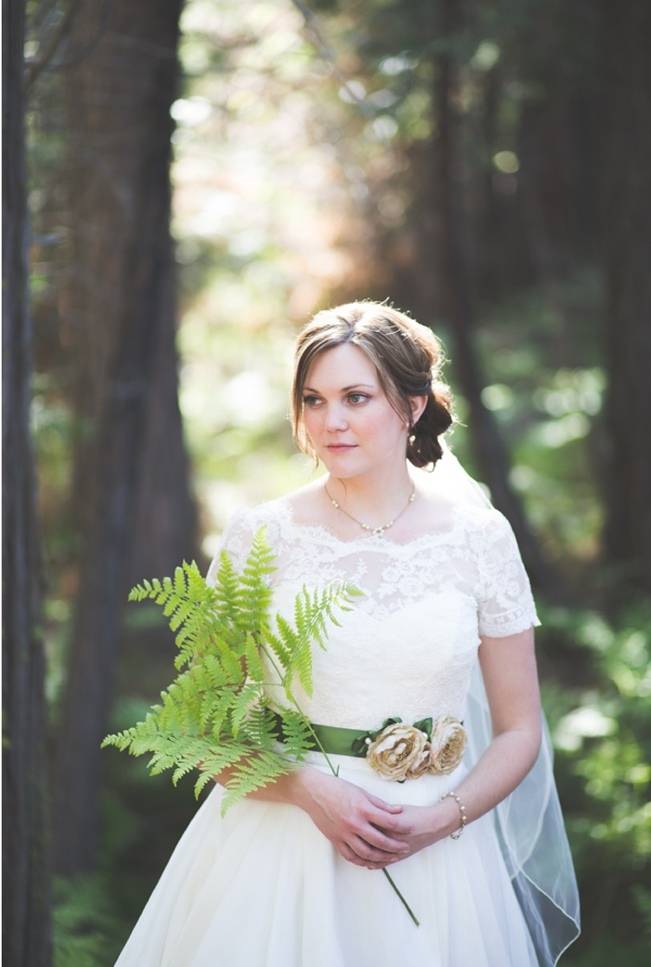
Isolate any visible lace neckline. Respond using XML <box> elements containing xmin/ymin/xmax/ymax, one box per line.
<box><xmin>273</xmin><ymin>494</ymin><xmax>465</xmax><ymax>553</ymax></box>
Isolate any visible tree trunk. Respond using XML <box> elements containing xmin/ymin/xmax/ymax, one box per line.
<box><xmin>601</xmin><ymin>0</ymin><xmax>651</xmax><ymax>597</ymax></box>
<box><xmin>430</xmin><ymin>0</ymin><xmax>560</xmax><ymax>597</ymax></box>
<box><xmin>2</xmin><ymin>0</ymin><xmax>54</xmax><ymax>962</ymax></box>
<box><xmin>53</xmin><ymin>0</ymin><xmax>188</xmax><ymax>874</ymax></box>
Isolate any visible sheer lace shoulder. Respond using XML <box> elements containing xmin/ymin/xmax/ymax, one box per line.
<box><xmin>474</xmin><ymin>507</ymin><xmax>542</xmax><ymax>638</ymax></box>
<box><xmin>205</xmin><ymin>506</ymin><xmax>258</xmax><ymax>586</ymax></box>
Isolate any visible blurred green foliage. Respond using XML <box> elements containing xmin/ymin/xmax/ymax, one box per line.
<box><xmin>52</xmin><ymin>874</ymin><xmax>124</xmax><ymax>967</ymax></box>
<box><xmin>539</xmin><ymin>602</ymin><xmax>651</xmax><ymax>964</ymax></box>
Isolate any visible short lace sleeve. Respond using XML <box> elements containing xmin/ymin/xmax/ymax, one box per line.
<box><xmin>476</xmin><ymin>508</ymin><xmax>542</xmax><ymax>638</ymax></box>
<box><xmin>205</xmin><ymin>506</ymin><xmax>254</xmax><ymax>586</ymax></box>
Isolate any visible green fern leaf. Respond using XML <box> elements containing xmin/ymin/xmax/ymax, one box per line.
<box><xmin>244</xmin><ymin>631</ymin><xmax>264</xmax><ymax>681</ymax></box>
<box><xmin>219</xmin><ymin>751</ymin><xmax>289</xmax><ymax>817</ymax></box>
<box><xmin>230</xmin><ymin>682</ymin><xmax>261</xmax><ymax>737</ymax></box>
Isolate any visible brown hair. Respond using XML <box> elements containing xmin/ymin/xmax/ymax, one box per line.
<box><xmin>290</xmin><ymin>300</ymin><xmax>455</xmax><ymax>469</ymax></box>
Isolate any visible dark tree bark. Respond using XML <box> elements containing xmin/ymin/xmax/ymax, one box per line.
<box><xmin>429</xmin><ymin>0</ymin><xmax>561</xmax><ymax>597</ymax></box>
<box><xmin>601</xmin><ymin>0</ymin><xmax>651</xmax><ymax>596</ymax></box>
<box><xmin>52</xmin><ymin>0</ymin><xmax>190</xmax><ymax>874</ymax></box>
<box><xmin>2</xmin><ymin>0</ymin><xmax>54</xmax><ymax>963</ymax></box>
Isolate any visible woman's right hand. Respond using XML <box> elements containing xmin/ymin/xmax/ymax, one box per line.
<box><xmin>295</xmin><ymin>767</ymin><xmax>411</xmax><ymax>870</ymax></box>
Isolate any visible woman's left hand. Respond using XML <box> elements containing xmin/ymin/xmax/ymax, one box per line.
<box><xmin>363</xmin><ymin>798</ymin><xmax>460</xmax><ymax>868</ymax></box>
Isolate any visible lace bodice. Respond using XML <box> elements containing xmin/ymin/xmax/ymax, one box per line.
<box><xmin>206</xmin><ymin>495</ymin><xmax>541</xmax><ymax>731</ymax></box>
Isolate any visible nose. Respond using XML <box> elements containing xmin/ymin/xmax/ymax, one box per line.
<box><xmin>324</xmin><ymin>402</ymin><xmax>349</xmax><ymax>432</ymax></box>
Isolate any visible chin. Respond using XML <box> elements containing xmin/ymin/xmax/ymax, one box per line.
<box><xmin>322</xmin><ymin>455</ymin><xmax>374</xmax><ymax>479</ymax></box>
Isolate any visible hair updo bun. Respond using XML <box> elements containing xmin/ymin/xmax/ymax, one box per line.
<box><xmin>407</xmin><ymin>381</ymin><xmax>454</xmax><ymax>468</ymax></box>
<box><xmin>291</xmin><ymin>299</ymin><xmax>456</xmax><ymax>471</ymax></box>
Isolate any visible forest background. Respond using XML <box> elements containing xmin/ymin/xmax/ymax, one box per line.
<box><xmin>4</xmin><ymin>0</ymin><xmax>651</xmax><ymax>964</ymax></box>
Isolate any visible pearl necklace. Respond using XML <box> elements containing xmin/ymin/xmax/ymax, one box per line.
<box><xmin>323</xmin><ymin>482</ymin><xmax>417</xmax><ymax>537</ymax></box>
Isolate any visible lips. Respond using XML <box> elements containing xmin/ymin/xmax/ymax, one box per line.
<box><xmin>326</xmin><ymin>444</ymin><xmax>356</xmax><ymax>450</ymax></box>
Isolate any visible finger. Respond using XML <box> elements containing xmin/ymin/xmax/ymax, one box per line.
<box><xmin>342</xmin><ymin>839</ymin><xmax>397</xmax><ymax>870</ymax></box>
<box><xmin>365</xmin><ymin>806</ymin><xmax>409</xmax><ymax>836</ymax></box>
<box><xmin>339</xmin><ymin>842</ymin><xmax>366</xmax><ymax>868</ymax></box>
<box><xmin>365</xmin><ymin>792</ymin><xmax>403</xmax><ymax>812</ymax></box>
<box><xmin>360</xmin><ymin>825</ymin><xmax>410</xmax><ymax>854</ymax></box>
<box><xmin>350</xmin><ymin>834</ymin><xmax>400</xmax><ymax>865</ymax></box>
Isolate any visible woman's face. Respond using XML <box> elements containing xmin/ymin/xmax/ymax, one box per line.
<box><xmin>300</xmin><ymin>342</ymin><xmax>425</xmax><ymax>477</ymax></box>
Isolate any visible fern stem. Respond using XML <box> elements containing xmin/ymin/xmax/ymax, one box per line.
<box><xmin>257</xmin><ymin>642</ymin><xmax>340</xmax><ymax>776</ymax></box>
<box><xmin>258</xmin><ymin>586</ymin><xmax>353</xmax><ymax>776</ymax></box>
<box><xmin>381</xmin><ymin>869</ymin><xmax>420</xmax><ymax>926</ymax></box>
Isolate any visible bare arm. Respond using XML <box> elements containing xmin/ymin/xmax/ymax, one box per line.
<box><xmin>208</xmin><ymin>761</ymin><xmax>320</xmax><ymax>808</ymax></box>
<box><xmin>442</xmin><ymin>625</ymin><xmax>542</xmax><ymax>825</ymax></box>
<box><xmin>375</xmin><ymin>625</ymin><xmax>544</xmax><ymax>866</ymax></box>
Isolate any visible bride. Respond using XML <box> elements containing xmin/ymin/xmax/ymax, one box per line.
<box><xmin>114</xmin><ymin>300</ymin><xmax>580</xmax><ymax>966</ymax></box>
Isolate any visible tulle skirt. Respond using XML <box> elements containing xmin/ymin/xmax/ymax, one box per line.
<box><xmin>114</xmin><ymin>750</ymin><xmax>539</xmax><ymax>966</ymax></box>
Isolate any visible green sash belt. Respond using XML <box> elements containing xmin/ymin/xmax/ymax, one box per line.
<box><xmin>270</xmin><ymin>710</ymin><xmax>370</xmax><ymax>758</ymax></box>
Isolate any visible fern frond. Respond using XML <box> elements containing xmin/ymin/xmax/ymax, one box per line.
<box><xmin>230</xmin><ymin>682</ymin><xmax>261</xmax><ymax>737</ymax></box>
<box><xmin>211</xmin><ymin>550</ymin><xmax>242</xmax><ymax>623</ymax></box>
<box><xmin>274</xmin><ymin>707</ymin><xmax>315</xmax><ymax>759</ymax></box>
<box><xmin>243</xmin><ymin>631</ymin><xmax>264</xmax><ymax>681</ymax></box>
<box><xmin>100</xmin><ymin>726</ymin><xmax>138</xmax><ymax>752</ymax></box>
<box><xmin>263</xmin><ymin>628</ymin><xmax>292</xmax><ymax>669</ymax></box>
<box><xmin>239</xmin><ymin>706</ymin><xmax>280</xmax><ymax>751</ymax></box>
<box><xmin>103</xmin><ymin>528</ymin><xmax>364</xmax><ymax>809</ymax></box>
<box><xmin>219</xmin><ymin>751</ymin><xmax>290</xmax><ymax>817</ymax></box>
<box><xmin>193</xmin><ymin>770</ymin><xmax>215</xmax><ymax>799</ymax></box>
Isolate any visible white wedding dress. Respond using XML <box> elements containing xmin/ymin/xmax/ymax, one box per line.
<box><xmin>114</xmin><ymin>492</ymin><xmax>572</xmax><ymax>967</ymax></box>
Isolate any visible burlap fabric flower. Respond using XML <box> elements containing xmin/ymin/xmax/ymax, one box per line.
<box><xmin>428</xmin><ymin>714</ymin><xmax>467</xmax><ymax>774</ymax></box>
<box><xmin>365</xmin><ymin>723</ymin><xmax>431</xmax><ymax>781</ymax></box>
<box><xmin>361</xmin><ymin>714</ymin><xmax>467</xmax><ymax>781</ymax></box>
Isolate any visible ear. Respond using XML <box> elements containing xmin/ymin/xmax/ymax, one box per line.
<box><xmin>408</xmin><ymin>394</ymin><xmax>428</xmax><ymax>427</ymax></box>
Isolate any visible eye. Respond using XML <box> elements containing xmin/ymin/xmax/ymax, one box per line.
<box><xmin>302</xmin><ymin>392</ymin><xmax>370</xmax><ymax>407</ymax></box>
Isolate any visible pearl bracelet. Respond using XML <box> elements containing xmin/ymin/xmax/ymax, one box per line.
<box><xmin>440</xmin><ymin>790</ymin><xmax>467</xmax><ymax>839</ymax></box>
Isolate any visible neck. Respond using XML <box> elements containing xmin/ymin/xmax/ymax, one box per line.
<box><xmin>324</xmin><ymin>463</ymin><xmax>415</xmax><ymax>526</ymax></box>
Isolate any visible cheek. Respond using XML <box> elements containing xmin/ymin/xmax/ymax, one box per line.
<box><xmin>362</xmin><ymin>402</ymin><xmax>405</xmax><ymax>437</ymax></box>
<box><xmin>301</xmin><ymin>409</ymin><xmax>319</xmax><ymax>437</ymax></box>
<box><xmin>356</xmin><ymin>409</ymin><xmax>385</xmax><ymax>435</ymax></box>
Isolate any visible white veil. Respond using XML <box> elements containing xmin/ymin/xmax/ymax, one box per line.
<box><xmin>416</xmin><ymin>435</ymin><xmax>581</xmax><ymax>967</ymax></box>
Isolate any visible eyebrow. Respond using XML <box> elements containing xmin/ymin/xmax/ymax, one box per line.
<box><xmin>303</xmin><ymin>383</ymin><xmax>375</xmax><ymax>393</ymax></box>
